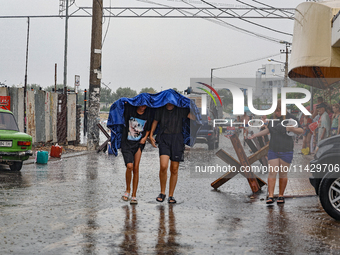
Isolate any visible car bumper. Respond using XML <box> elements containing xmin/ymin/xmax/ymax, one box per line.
<box><xmin>309</xmin><ymin>158</ymin><xmax>322</xmax><ymax>195</ymax></box>
<box><xmin>0</xmin><ymin>150</ymin><xmax>33</xmax><ymax>157</ymax></box>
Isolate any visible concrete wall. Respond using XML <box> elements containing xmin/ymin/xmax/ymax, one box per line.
<box><xmin>45</xmin><ymin>91</ymin><xmax>51</xmax><ymax>142</ymax></box>
<box><xmin>35</xmin><ymin>90</ymin><xmax>45</xmax><ymax>143</ymax></box>
<box><xmin>1</xmin><ymin>87</ymin><xmax>79</xmax><ymax>144</ymax></box>
<box><xmin>51</xmin><ymin>93</ymin><xmax>58</xmax><ymax>143</ymax></box>
<box><xmin>8</xmin><ymin>87</ymin><xmax>24</xmax><ymax>132</ymax></box>
<box><xmin>26</xmin><ymin>90</ymin><xmax>36</xmax><ymax>143</ymax></box>
<box><xmin>0</xmin><ymin>87</ymin><xmax>8</xmax><ymax>96</ymax></box>
<box><xmin>67</xmin><ymin>94</ymin><xmax>77</xmax><ymax>142</ymax></box>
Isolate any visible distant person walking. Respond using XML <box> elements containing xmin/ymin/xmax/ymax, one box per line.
<box><xmin>249</xmin><ymin>100</ymin><xmax>303</xmax><ymax>204</ymax></box>
<box><xmin>149</xmin><ymin>103</ymin><xmax>195</xmax><ymax>204</ymax></box>
<box><xmin>260</xmin><ymin>115</ymin><xmax>268</xmax><ymax>131</ymax></box>
<box><xmin>316</xmin><ymin>103</ymin><xmax>330</xmax><ymax>143</ymax></box>
<box><xmin>331</xmin><ymin>103</ymin><xmax>340</xmax><ymax>136</ymax></box>
<box><xmin>301</xmin><ymin>115</ymin><xmax>312</xmax><ymax>155</ymax></box>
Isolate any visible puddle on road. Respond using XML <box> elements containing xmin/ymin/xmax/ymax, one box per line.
<box><xmin>0</xmin><ymin>147</ymin><xmax>340</xmax><ymax>254</ymax></box>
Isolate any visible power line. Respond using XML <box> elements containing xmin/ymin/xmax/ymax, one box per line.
<box><xmin>251</xmin><ymin>0</ymin><xmax>295</xmax><ymax>15</ymax></box>
<box><xmin>208</xmin><ymin>19</ymin><xmax>282</xmax><ymax>43</ymax></box>
<box><xmin>201</xmin><ymin>0</ymin><xmax>293</xmax><ymax>36</ymax></box>
<box><xmin>178</xmin><ymin>0</ymin><xmax>288</xmax><ymax>43</ymax></box>
<box><xmin>212</xmin><ymin>53</ymin><xmax>281</xmax><ymax>71</ymax></box>
<box><xmin>102</xmin><ymin>0</ymin><xmax>111</xmax><ymax>47</ymax></box>
<box><xmin>136</xmin><ymin>0</ymin><xmax>286</xmax><ymax>43</ymax></box>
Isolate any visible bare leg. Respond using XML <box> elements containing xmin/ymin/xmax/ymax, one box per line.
<box><xmin>157</xmin><ymin>155</ymin><xmax>170</xmax><ymax>201</ymax></box>
<box><xmin>125</xmin><ymin>163</ymin><xmax>133</xmax><ymax>194</ymax></box>
<box><xmin>278</xmin><ymin>159</ymin><xmax>289</xmax><ymax>197</ymax></box>
<box><xmin>306</xmin><ymin>132</ymin><xmax>312</xmax><ymax>154</ymax></box>
<box><xmin>302</xmin><ymin>136</ymin><xmax>307</xmax><ymax>149</ymax></box>
<box><xmin>169</xmin><ymin>160</ymin><xmax>179</xmax><ymax>198</ymax></box>
<box><xmin>267</xmin><ymin>158</ymin><xmax>280</xmax><ymax>199</ymax></box>
<box><xmin>131</xmin><ymin>148</ymin><xmax>142</xmax><ymax>197</ymax></box>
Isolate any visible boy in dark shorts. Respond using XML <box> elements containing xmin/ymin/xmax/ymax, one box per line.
<box><xmin>149</xmin><ymin>103</ymin><xmax>195</xmax><ymax>204</ymax></box>
<box><xmin>121</xmin><ymin>103</ymin><xmax>152</xmax><ymax>204</ymax></box>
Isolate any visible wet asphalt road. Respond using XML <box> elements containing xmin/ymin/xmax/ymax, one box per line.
<box><xmin>1</xmin><ymin>134</ymin><xmax>340</xmax><ymax>254</ymax></box>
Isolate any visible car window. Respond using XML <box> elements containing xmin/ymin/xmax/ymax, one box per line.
<box><xmin>0</xmin><ymin>112</ymin><xmax>19</xmax><ymax>131</ymax></box>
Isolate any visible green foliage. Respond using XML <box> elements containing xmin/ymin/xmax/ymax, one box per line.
<box><xmin>27</xmin><ymin>84</ymin><xmax>43</xmax><ymax>91</ymax></box>
<box><xmin>217</xmin><ymin>89</ymin><xmax>233</xmax><ymax>112</ymax></box>
<box><xmin>115</xmin><ymin>87</ymin><xmax>137</xmax><ymax>99</ymax></box>
<box><xmin>139</xmin><ymin>87</ymin><xmax>157</xmax><ymax>94</ymax></box>
<box><xmin>171</xmin><ymin>88</ymin><xmax>180</xmax><ymax>93</ymax></box>
<box><xmin>100</xmin><ymin>87</ymin><xmax>117</xmax><ymax>103</ymax></box>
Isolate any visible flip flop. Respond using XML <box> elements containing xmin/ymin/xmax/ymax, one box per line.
<box><xmin>156</xmin><ymin>193</ymin><xmax>166</xmax><ymax>202</ymax></box>
<box><xmin>168</xmin><ymin>196</ymin><xmax>177</xmax><ymax>204</ymax></box>
<box><xmin>266</xmin><ymin>197</ymin><xmax>275</xmax><ymax>204</ymax></box>
<box><xmin>121</xmin><ymin>192</ymin><xmax>130</xmax><ymax>201</ymax></box>
<box><xmin>130</xmin><ymin>197</ymin><xmax>138</xmax><ymax>204</ymax></box>
<box><xmin>277</xmin><ymin>197</ymin><xmax>285</xmax><ymax>204</ymax></box>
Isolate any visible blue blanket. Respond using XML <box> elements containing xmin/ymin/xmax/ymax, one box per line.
<box><xmin>107</xmin><ymin>89</ymin><xmax>202</xmax><ymax>156</ymax></box>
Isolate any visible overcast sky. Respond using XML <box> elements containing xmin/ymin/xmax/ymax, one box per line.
<box><xmin>0</xmin><ymin>0</ymin><xmax>307</xmax><ymax>93</ymax></box>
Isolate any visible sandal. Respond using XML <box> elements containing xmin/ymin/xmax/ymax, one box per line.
<box><xmin>121</xmin><ymin>192</ymin><xmax>130</xmax><ymax>201</ymax></box>
<box><xmin>277</xmin><ymin>197</ymin><xmax>285</xmax><ymax>204</ymax></box>
<box><xmin>156</xmin><ymin>193</ymin><xmax>166</xmax><ymax>202</ymax></box>
<box><xmin>168</xmin><ymin>196</ymin><xmax>177</xmax><ymax>204</ymax></box>
<box><xmin>266</xmin><ymin>197</ymin><xmax>275</xmax><ymax>204</ymax></box>
<box><xmin>130</xmin><ymin>197</ymin><xmax>138</xmax><ymax>204</ymax></box>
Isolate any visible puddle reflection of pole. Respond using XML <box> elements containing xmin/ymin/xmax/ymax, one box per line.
<box><xmin>82</xmin><ymin>154</ymin><xmax>99</xmax><ymax>254</ymax></box>
<box><xmin>119</xmin><ymin>205</ymin><xmax>138</xmax><ymax>254</ymax></box>
<box><xmin>265</xmin><ymin>206</ymin><xmax>292</xmax><ymax>254</ymax></box>
<box><xmin>156</xmin><ymin>205</ymin><xmax>180</xmax><ymax>253</ymax></box>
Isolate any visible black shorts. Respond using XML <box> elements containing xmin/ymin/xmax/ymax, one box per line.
<box><xmin>121</xmin><ymin>143</ymin><xmax>145</xmax><ymax>166</ymax></box>
<box><xmin>158</xmin><ymin>133</ymin><xmax>185</xmax><ymax>162</ymax></box>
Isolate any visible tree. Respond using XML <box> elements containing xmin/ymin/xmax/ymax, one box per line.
<box><xmin>27</xmin><ymin>84</ymin><xmax>42</xmax><ymax>91</ymax></box>
<box><xmin>139</xmin><ymin>87</ymin><xmax>157</xmax><ymax>94</ymax></box>
<box><xmin>217</xmin><ymin>89</ymin><xmax>233</xmax><ymax>112</ymax></box>
<box><xmin>172</xmin><ymin>87</ymin><xmax>181</xmax><ymax>93</ymax></box>
<box><xmin>45</xmin><ymin>84</ymin><xmax>73</xmax><ymax>92</ymax></box>
<box><xmin>115</xmin><ymin>87</ymin><xmax>137</xmax><ymax>99</ymax></box>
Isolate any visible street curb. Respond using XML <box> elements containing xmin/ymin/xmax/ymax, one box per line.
<box><xmin>23</xmin><ymin>150</ymin><xmax>94</xmax><ymax>165</ymax></box>
<box><xmin>258</xmin><ymin>183</ymin><xmax>317</xmax><ymax>201</ymax></box>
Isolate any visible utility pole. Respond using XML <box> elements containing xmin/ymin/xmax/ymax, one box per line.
<box><xmin>87</xmin><ymin>0</ymin><xmax>103</xmax><ymax>150</ymax></box>
<box><xmin>280</xmin><ymin>41</ymin><xmax>291</xmax><ymax>87</ymax></box>
<box><xmin>24</xmin><ymin>17</ymin><xmax>30</xmax><ymax>133</ymax></box>
<box><xmin>63</xmin><ymin>0</ymin><xmax>69</xmax><ymax>95</ymax></box>
<box><xmin>55</xmin><ymin>63</ymin><xmax>57</xmax><ymax>92</ymax></box>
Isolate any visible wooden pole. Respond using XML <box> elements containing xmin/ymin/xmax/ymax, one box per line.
<box><xmin>87</xmin><ymin>0</ymin><xmax>103</xmax><ymax>150</ymax></box>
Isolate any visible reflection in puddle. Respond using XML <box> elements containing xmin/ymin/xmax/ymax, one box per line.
<box><xmin>119</xmin><ymin>205</ymin><xmax>139</xmax><ymax>254</ymax></box>
<box><xmin>156</xmin><ymin>205</ymin><xmax>180</xmax><ymax>254</ymax></box>
<box><xmin>81</xmin><ymin>154</ymin><xmax>99</xmax><ymax>255</ymax></box>
<box><xmin>264</xmin><ymin>205</ymin><xmax>293</xmax><ymax>254</ymax></box>
<box><xmin>118</xmin><ymin>204</ymin><xmax>182</xmax><ymax>254</ymax></box>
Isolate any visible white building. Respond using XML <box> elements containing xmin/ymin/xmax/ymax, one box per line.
<box><xmin>255</xmin><ymin>64</ymin><xmax>295</xmax><ymax>107</ymax></box>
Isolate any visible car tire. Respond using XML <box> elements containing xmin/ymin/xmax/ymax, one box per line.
<box><xmin>215</xmin><ymin>136</ymin><xmax>219</xmax><ymax>149</ymax></box>
<box><xmin>208</xmin><ymin>141</ymin><xmax>215</xmax><ymax>150</ymax></box>
<box><xmin>318</xmin><ymin>171</ymin><xmax>340</xmax><ymax>221</ymax></box>
<box><xmin>9</xmin><ymin>162</ymin><xmax>23</xmax><ymax>171</ymax></box>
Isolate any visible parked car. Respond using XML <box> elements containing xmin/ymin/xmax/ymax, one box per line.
<box><xmin>309</xmin><ymin>135</ymin><xmax>340</xmax><ymax>220</ymax></box>
<box><xmin>195</xmin><ymin>113</ymin><xmax>219</xmax><ymax>150</ymax></box>
<box><xmin>0</xmin><ymin>109</ymin><xmax>32</xmax><ymax>171</ymax></box>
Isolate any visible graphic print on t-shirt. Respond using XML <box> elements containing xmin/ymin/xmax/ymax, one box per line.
<box><xmin>128</xmin><ymin>117</ymin><xmax>146</xmax><ymax>141</ymax></box>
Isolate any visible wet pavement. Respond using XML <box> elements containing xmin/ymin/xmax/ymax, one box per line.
<box><xmin>1</xmin><ymin>134</ymin><xmax>340</xmax><ymax>254</ymax></box>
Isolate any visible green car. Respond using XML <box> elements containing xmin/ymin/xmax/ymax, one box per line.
<box><xmin>0</xmin><ymin>109</ymin><xmax>32</xmax><ymax>171</ymax></box>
